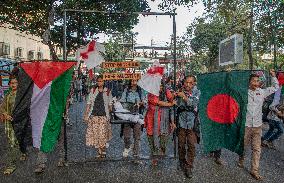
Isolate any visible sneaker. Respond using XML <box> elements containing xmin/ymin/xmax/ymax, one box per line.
<box><xmin>123</xmin><ymin>148</ymin><xmax>131</xmax><ymax>158</ymax></box>
<box><xmin>34</xmin><ymin>164</ymin><xmax>46</xmax><ymax>174</ymax></box>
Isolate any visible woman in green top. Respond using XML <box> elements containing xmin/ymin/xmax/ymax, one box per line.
<box><xmin>0</xmin><ymin>76</ymin><xmax>23</xmax><ymax>175</ymax></box>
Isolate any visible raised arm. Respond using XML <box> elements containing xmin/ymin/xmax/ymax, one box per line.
<box><xmin>264</xmin><ymin>70</ymin><xmax>279</xmax><ymax>98</ymax></box>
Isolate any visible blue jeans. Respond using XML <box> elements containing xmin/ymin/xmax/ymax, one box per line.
<box><xmin>262</xmin><ymin>120</ymin><xmax>284</xmax><ymax>142</ymax></box>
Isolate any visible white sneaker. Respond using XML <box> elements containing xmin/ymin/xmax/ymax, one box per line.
<box><xmin>123</xmin><ymin>148</ymin><xmax>131</xmax><ymax>158</ymax></box>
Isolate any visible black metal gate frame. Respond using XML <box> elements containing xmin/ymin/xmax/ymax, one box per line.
<box><xmin>62</xmin><ymin>9</ymin><xmax>178</xmax><ymax>162</ymax></box>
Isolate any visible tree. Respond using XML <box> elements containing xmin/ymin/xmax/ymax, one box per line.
<box><xmin>0</xmin><ymin>0</ymin><xmax>150</xmax><ymax>60</ymax></box>
<box><xmin>185</xmin><ymin>17</ymin><xmax>229</xmax><ymax>71</ymax></box>
<box><xmin>159</xmin><ymin>0</ymin><xmax>284</xmax><ymax>70</ymax></box>
<box><xmin>156</xmin><ymin>0</ymin><xmax>198</xmax><ymax>11</ymax></box>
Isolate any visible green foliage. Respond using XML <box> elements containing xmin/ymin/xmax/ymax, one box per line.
<box><xmin>162</xmin><ymin>0</ymin><xmax>283</xmax><ymax>72</ymax></box>
<box><xmin>0</xmin><ymin>0</ymin><xmax>150</xmax><ymax>59</ymax></box>
<box><xmin>253</xmin><ymin>1</ymin><xmax>284</xmax><ymax>53</ymax></box>
<box><xmin>157</xmin><ymin>0</ymin><xmax>198</xmax><ymax>11</ymax></box>
<box><xmin>185</xmin><ymin>17</ymin><xmax>228</xmax><ymax>71</ymax></box>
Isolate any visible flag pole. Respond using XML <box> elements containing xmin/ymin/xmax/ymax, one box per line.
<box><xmin>172</xmin><ymin>10</ymin><xmax>177</xmax><ymax>159</ymax></box>
<box><xmin>63</xmin><ymin>9</ymin><xmax>68</xmax><ymax>162</ymax></box>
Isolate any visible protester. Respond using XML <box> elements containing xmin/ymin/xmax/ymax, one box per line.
<box><xmin>262</xmin><ymin>104</ymin><xmax>284</xmax><ymax>149</ymax></box>
<box><xmin>0</xmin><ymin>76</ymin><xmax>24</xmax><ymax>175</ymax></box>
<box><xmin>74</xmin><ymin>76</ymin><xmax>83</xmax><ymax>102</ymax></box>
<box><xmin>144</xmin><ymin>81</ymin><xmax>176</xmax><ymax>165</ymax></box>
<box><xmin>83</xmin><ymin>75</ymin><xmax>112</xmax><ymax>158</ymax></box>
<box><xmin>120</xmin><ymin>79</ymin><xmax>144</xmax><ymax>159</ymax></box>
<box><xmin>176</xmin><ymin>75</ymin><xmax>200</xmax><ymax>179</ymax></box>
<box><xmin>0</xmin><ymin>77</ymin><xmax>4</xmax><ymax>104</ymax></box>
<box><xmin>238</xmin><ymin>69</ymin><xmax>279</xmax><ymax>180</ymax></box>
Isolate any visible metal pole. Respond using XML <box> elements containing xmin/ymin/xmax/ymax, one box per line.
<box><xmin>63</xmin><ymin>10</ymin><xmax>67</xmax><ymax>61</ymax></box>
<box><xmin>63</xmin><ymin>10</ymin><xmax>68</xmax><ymax>162</ymax></box>
<box><xmin>64</xmin><ymin>9</ymin><xmax>176</xmax><ymax>16</ymax></box>
<box><xmin>173</xmin><ymin>11</ymin><xmax>177</xmax><ymax>159</ymax></box>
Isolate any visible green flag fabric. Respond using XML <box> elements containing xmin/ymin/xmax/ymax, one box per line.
<box><xmin>197</xmin><ymin>70</ymin><xmax>251</xmax><ymax>155</ymax></box>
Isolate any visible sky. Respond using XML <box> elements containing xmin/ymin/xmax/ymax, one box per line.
<box><xmin>96</xmin><ymin>0</ymin><xmax>205</xmax><ymax>47</ymax></box>
<box><xmin>133</xmin><ymin>0</ymin><xmax>205</xmax><ymax>46</ymax></box>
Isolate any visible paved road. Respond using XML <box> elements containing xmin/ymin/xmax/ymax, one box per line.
<box><xmin>0</xmin><ymin>100</ymin><xmax>283</xmax><ymax>183</ymax></box>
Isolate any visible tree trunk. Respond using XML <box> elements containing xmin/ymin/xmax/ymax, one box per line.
<box><xmin>247</xmin><ymin>2</ymin><xmax>254</xmax><ymax>70</ymax></box>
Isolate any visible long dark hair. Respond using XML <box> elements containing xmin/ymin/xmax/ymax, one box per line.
<box><xmin>159</xmin><ymin>81</ymin><xmax>167</xmax><ymax>101</ymax></box>
<box><xmin>95</xmin><ymin>75</ymin><xmax>105</xmax><ymax>89</ymax></box>
<box><xmin>8</xmin><ymin>75</ymin><xmax>17</xmax><ymax>85</ymax></box>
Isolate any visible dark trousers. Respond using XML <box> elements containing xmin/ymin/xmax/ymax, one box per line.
<box><xmin>178</xmin><ymin>128</ymin><xmax>196</xmax><ymax>168</ymax></box>
<box><xmin>262</xmin><ymin>120</ymin><xmax>284</xmax><ymax>142</ymax></box>
<box><xmin>123</xmin><ymin>123</ymin><xmax>141</xmax><ymax>156</ymax></box>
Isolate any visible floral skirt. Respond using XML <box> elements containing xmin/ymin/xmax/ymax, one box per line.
<box><xmin>86</xmin><ymin>116</ymin><xmax>112</xmax><ymax>148</ymax></box>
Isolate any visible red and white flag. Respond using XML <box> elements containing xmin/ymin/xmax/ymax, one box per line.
<box><xmin>76</xmin><ymin>40</ymin><xmax>105</xmax><ymax>69</ymax></box>
<box><xmin>138</xmin><ymin>60</ymin><xmax>165</xmax><ymax>96</ymax></box>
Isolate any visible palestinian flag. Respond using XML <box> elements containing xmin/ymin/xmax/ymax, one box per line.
<box><xmin>197</xmin><ymin>70</ymin><xmax>251</xmax><ymax>155</ymax></box>
<box><xmin>13</xmin><ymin>61</ymin><xmax>76</xmax><ymax>153</ymax></box>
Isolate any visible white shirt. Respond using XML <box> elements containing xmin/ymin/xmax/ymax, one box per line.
<box><xmin>246</xmin><ymin>77</ymin><xmax>279</xmax><ymax>127</ymax></box>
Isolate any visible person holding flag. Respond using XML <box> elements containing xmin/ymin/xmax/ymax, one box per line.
<box><xmin>238</xmin><ymin>69</ymin><xmax>279</xmax><ymax>180</ymax></box>
<box><xmin>0</xmin><ymin>76</ymin><xmax>24</xmax><ymax>175</ymax></box>
<box><xmin>176</xmin><ymin>75</ymin><xmax>200</xmax><ymax>179</ymax></box>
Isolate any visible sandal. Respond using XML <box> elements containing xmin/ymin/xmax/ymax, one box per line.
<box><xmin>152</xmin><ymin>159</ymin><xmax>158</xmax><ymax>166</ymax></box>
<box><xmin>250</xmin><ymin>172</ymin><xmax>263</xmax><ymax>180</ymax></box>
<box><xmin>57</xmin><ymin>159</ymin><xmax>66</xmax><ymax>167</ymax></box>
<box><xmin>34</xmin><ymin>164</ymin><xmax>46</xmax><ymax>174</ymax></box>
<box><xmin>20</xmin><ymin>153</ymin><xmax>27</xmax><ymax>161</ymax></box>
<box><xmin>3</xmin><ymin>166</ymin><xmax>16</xmax><ymax>175</ymax></box>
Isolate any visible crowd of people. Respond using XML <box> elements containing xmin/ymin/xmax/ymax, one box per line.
<box><xmin>79</xmin><ymin>69</ymin><xmax>282</xmax><ymax>180</ymax></box>
<box><xmin>0</xmin><ymin>69</ymin><xmax>283</xmax><ymax>181</ymax></box>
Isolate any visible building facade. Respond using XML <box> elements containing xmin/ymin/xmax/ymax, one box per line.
<box><xmin>0</xmin><ymin>24</ymin><xmax>50</xmax><ymax>62</ymax></box>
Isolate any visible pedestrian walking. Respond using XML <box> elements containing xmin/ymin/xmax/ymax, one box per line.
<box><xmin>83</xmin><ymin>75</ymin><xmax>112</xmax><ymax>158</ymax></box>
<box><xmin>238</xmin><ymin>69</ymin><xmax>279</xmax><ymax>180</ymax></box>
<box><xmin>144</xmin><ymin>81</ymin><xmax>176</xmax><ymax>165</ymax></box>
<box><xmin>176</xmin><ymin>75</ymin><xmax>200</xmax><ymax>179</ymax></box>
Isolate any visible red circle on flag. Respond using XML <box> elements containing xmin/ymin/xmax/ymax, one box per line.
<box><xmin>207</xmin><ymin>94</ymin><xmax>239</xmax><ymax>124</ymax></box>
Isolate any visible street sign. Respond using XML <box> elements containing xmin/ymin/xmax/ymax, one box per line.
<box><xmin>103</xmin><ymin>73</ymin><xmax>141</xmax><ymax>80</ymax></box>
<box><xmin>102</xmin><ymin>61</ymin><xmax>140</xmax><ymax>69</ymax></box>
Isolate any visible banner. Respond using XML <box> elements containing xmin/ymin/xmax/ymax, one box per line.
<box><xmin>102</xmin><ymin>61</ymin><xmax>140</xmax><ymax>69</ymax></box>
<box><xmin>103</xmin><ymin>73</ymin><xmax>141</xmax><ymax>80</ymax></box>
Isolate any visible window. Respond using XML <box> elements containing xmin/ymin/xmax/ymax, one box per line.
<box><xmin>37</xmin><ymin>52</ymin><xmax>43</xmax><ymax>60</ymax></box>
<box><xmin>28</xmin><ymin>50</ymin><xmax>35</xmax><ymax>60</ymax></box>
<box><xmin>15</xmin><ymin>47</ymin><xmax>24</xmax><ymax>58</ymax></box>
<box><xmin>0</xmin><ymin>42</ymin><xmax>10</xmax><ymax>56</ymax></box>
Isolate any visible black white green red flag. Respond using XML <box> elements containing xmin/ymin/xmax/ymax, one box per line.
<box><xmin>13</xmin><ymin>61</ymin><xmax>76</xmax><ymax>153</ymax></box>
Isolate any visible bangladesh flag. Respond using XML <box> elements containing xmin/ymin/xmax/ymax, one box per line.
<box><xmin>12</xmin><ymin>61</ymin><xmax>76</xmax><ymax>153</ymax></box>
<box><xmin>197</xmin><ymin>70</ymin><xmax>251</xmax><ymax>155</ymax></box>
